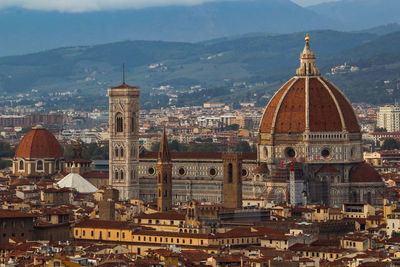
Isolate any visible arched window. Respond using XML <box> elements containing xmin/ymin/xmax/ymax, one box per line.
<box><xmin>115</xmin><ymin>171</ymin><xmax>119</xmax><ymax>180</ymax></box>
<box><xmin>37</xmin><ymin>160</ymin><xmax>43</xmax><ymax>171</ymax></box>
<box><xmin>309</xmin><ymin>63</ymin><xmax>312</xmax><ymax>74</ymax></box>
<box><xmin>120</xmin><ymin>171</ymin><xmax>124</xmax><ymax>180</ymax></box>
<box><xmin>228</xmin><ymin>163</ymin><xmax>233</xmax><ymax>183</ymax></box>
<box><xmin>120</xmin><ymin>148</ymin><xmax>124</xmax><ymax>158</ymax></box>
<box><xmin>115</xmin><ymin>147</ymin><xmax>119</xmax><ymax>158</ymax></box>
<box><xmin>19</xmin><ymin>160</ymin><xmax>24</xmax><ymax>170</ymax></box>
<box><xmin>55</xmin><ymin>160</ymin><xmax>60</xmax><ymax>171</ymax></box>
<box><xmin>116</xmin><ymin>113</ymin><xmax>123</xmax><ymax>133</ymax></box>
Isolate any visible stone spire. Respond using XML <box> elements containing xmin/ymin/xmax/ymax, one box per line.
<box><xmin>157</xmin><ymin>128</ymin><xmax>172</xmax><ymax>212</ymax></box>
<box><xmin>158</xmin><ymin>128</ymin><xmax>171</xmax><ymax>162</ymax></box>
<box><xmin>296</xmin><ymin>34</ymin><xmax>320</xmax><ymax>76</ymax></box>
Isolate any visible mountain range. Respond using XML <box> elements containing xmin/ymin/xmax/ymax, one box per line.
<box><xmin>1</xmin><ymin>28</ymin><xmax>400</xmax><ymax>107</ymax></box>
<box><xmin>0</xmin><ymin>0</ymin><xmax>399</xmax><ymax>57</ymax></box>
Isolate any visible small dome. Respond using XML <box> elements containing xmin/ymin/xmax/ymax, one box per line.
<box><xmin>15</xmin><ymin>127</ymin><xmax>63</xmax><ymax>159</ymax></box>
<box><xmin>349</xmin><ymin>162</ymin><xmax>382</xmax><ymax>183</ymax></box>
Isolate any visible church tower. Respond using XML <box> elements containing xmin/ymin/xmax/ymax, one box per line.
<box><xmin>157</xmin><ymin>129</ymin><xmax>173</xmax><ymax>212</ymax></box>
<box><xmin>108</xmin><ymin>75</ymin><xmax>140</xmax><ymax>201</ymax></box>
<box><xmin>222</xmin><ymin>153</ymin><xmax>243</xmax><ymax>209</ymax></box>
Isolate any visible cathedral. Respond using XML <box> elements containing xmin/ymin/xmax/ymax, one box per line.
<box><xmin>107</xmin><ymin>35</ymin><xmax>384</xmax><ymax>207</ymax></box>
<box><xmin>11</xmin><ymin>36</ymin><xmax>383</xmax><ymax>207</ymax></box>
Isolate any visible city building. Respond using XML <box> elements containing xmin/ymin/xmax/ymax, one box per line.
<box><xmin>377</xmin><ymin>104</ymin><xmax>400</xmax><ymax>132</ymax></box>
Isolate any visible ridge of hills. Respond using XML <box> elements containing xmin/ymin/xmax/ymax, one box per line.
<box><xmin>0</xmin><ymin>0</ymin><xmax>334</xmax><ymax>57</ymax></box>
<box><xmin>1</xmin><ymin>0</ymin><xmax>400</xmax><ymax>57</ymax></box>
<box><xmin>1</xmin><ymin>29</ymin><xmax>400</xmax><ymax>107</ymax></box>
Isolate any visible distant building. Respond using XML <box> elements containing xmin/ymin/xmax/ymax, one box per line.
<box><xmin>377</xmin><ymin>104</ymin><xmax>400</xmax><ymax>132</ymax></box>
<box><xmin>0</xmin><ymin>113</ymin><xmax>63</xmax><ymax>128</ymax></box>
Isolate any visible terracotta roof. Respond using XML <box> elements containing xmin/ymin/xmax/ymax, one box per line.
<box><xmin>318</xmin><ymin>165</ymin><xmax>340</xmax><ymax>173</ymax></box>
<box><xmin>82</xmin><ymin>171</ymin><xmax>108</xmax><ymax>179</ymax></box>
<box><xmin>0</xmin><ymin>209</ymin><xmax>36</xmax><ymax>218</ymax></box>
<box><xmin>110</xmin><ymin>82</ymin><xmax>139</xmax><ymax>89</ymax></box>
<box><xmin>349</xmin><ymin>162</ymin><xmax>382</xmax><ymax>183</ymax></box>
<box><xmin>134</xmin><ymin>210</ymin><xmax>185</xmax><ymax>220</ymax></box>
<box><xmin>259</xmin><ymin>78</ymin><xmax>295</xmax><ymax>133</ymax></box>
<box><xmin>259</xmin><ymin>76</ymin><xmax>360</xmax><ymax>134</ymax></box>
<box><xmin>253</xmin><ymin>163</ymin><xmax>269</xmax><ymax>174</ymax></box>
<box><xmin>137</xmin><ymin>230</ymin><xmax>210</xmax><ymax>239</ymax></box>
<box><xmin>322</xmin><ymin>77</ymin><xmax>360</xmax><ymax>133</ymax></box>
<box><xmin>75</xmin><ymin>219</ymin><xmax>135</xmax><ymax>230</ymax></box>
<box><xmin>14</xmin><ymin>127</ymin><xmax>63</xmax><ymax>158</ymax></box>
<box><xmin>215</xmin><ymin>227</ymin><xmax>284</xmax><ymax>239</ymax></box>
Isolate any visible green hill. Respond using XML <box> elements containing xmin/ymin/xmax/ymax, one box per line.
<box><xmin>0</xmin><ymin>29</ymin><xmax>399</xmax><ymax>106</ymax></box>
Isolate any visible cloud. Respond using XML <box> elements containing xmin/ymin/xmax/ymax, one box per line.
<box><xmin>0</xmin><ymin>0</ymin><xmax>221</xmax><ymax>12</ymax></box>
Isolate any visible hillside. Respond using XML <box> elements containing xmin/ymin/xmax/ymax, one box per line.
<box><xmin>1</xmin><ymin>29</ymin><xmax>400</xmax><ymax>106</ymax></box>
<box><xmin>0</xmin><ymin>30</ymin><xmax>375</xmax><ymax>93</ymax></box>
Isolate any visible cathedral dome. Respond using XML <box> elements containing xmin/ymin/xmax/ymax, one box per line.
<box><xmin>14</xmin><ymin>125</ymin><xmax>63</xmax><ymax>159</ymax></box>
<box><xmin>259</xmin><ymin>37</ymin><xmax>360</xmax><ymax>135</ymax></box>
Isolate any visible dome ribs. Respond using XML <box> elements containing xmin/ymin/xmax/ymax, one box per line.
<box><xmin>275</xmin><ymin>79</ymin><xmax>305</xmax><ymax>133</ymax></box>
<box><xmin>14</xmin><ymin>128</ymin><xmax>63</xmax><ymax>159</ymax></box>
<box><xmin>322</xmin><ymin>78</ymin><xmax>360</xmax><ymax>133</ymax></box>
<box><xmin>309</xmin><ymin>78</ymin><xmax>342</xmax><ymax>132</ymax></box>
<box><xmin>259</xmin><ymin>78</ymin><xmax>295</xmax><ymax>133</ymax></box>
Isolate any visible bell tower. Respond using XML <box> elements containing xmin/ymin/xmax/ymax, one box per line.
<box><xmin>157</xmin><ymin>129</ymin><xmax>173</xmax><ymax>212</ymax></box>
<box><xmin>222</xmin><ymin>153</ymin><xmax>243</xmax><ymax>209</ymax></box>
<box><xmin>108</xmin><ymin>70</ymin><xmax>140</xmax><ymax>201</ymax></box>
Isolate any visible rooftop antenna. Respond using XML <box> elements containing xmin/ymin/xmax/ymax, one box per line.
<box><xmin>122</xmin><ymin>62</ymin><xmax>126</xmax><ymax>84</ymax></box>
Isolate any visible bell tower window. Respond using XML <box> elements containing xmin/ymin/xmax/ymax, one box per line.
<box><xmin>228</xmin><ymin>163</ymin><xmax>233</xmax><ymax>183</ymax></box>
<box><xmin>116</xmin><ymin>113</ymin><xmax>123</xmax><ymax>133</ymax></box>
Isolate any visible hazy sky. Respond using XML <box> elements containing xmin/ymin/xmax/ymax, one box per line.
<box><xmin>0</xmin><ymin>0</ymin><xmax>338</xmax><ymax>12</ymax></box>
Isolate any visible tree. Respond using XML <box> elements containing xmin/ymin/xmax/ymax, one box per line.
<box><xmin>234</xmin><ymin>141</ymin><xmax>251</xmax><ymax>153</ymax></box>
<box><xmin>82</xmin><ymin>143</ymin><xmax>109</xmax><ymax>160</ymax></box>
<box><xmin>0</xmin><ymin>142</ymin><xmax>14</xmax><ymax>157</ymax></box>
<box><xmin>381</xmin><ymin>138</ymin><xmax>400</xmax><ymax>150</ymax></box>
<box><xmin>0</xmin><ymin>160</ymin><xmax>11</xmax><ymax>170</ymax></box>
<box><xmin>223</xmin><ymin>124</ymin><xmax>240</xmax><ymax>131</ymax></box>
<box><xmin>151</xmin><ymin>142</ymin><xmax>160</xmax><ymax>152</ymax></box>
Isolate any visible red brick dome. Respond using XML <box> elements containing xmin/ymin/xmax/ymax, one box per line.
<box><xmin>349</xmin><ymin>162</ymin><xmax>381</xmax><ymax>183</ymax></box>
<box><xmin>14</xmin><ymin>126</ymin><xmax>63</xmax><ymax>159</ymax></box>
<box><xmin>259</xmin><ymin>76</ymin><xmax>360</xmax><ymax>134</ymax></box>
<box><xmin>259</xmin><ymin>38</ymin><xmax>360</xmax><ymax>135</ymax></box>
